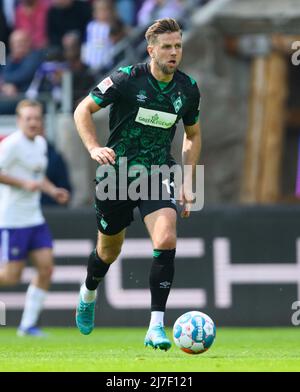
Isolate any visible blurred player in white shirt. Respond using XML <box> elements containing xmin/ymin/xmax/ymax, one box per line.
<box><xmin>0</xmin><ymin>99</ymin><xmax>70</xmax><ymax>336</ymax></box>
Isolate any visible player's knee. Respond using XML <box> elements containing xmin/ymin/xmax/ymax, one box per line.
<box><xmin>38</xmin><ymin>263</ymin><xmax>54</xmax><ymax>281</ymax></box>
<box><xmin>98</xmin><ymin>246</ymin><xmax>122</xmax><ymax>264</ymax></box>
<box><xmin>154</xmin><ymin>233</ymin><xmax>176</xmax><ymax>250</ymax></box>
<box><xmin>5</xmin><ymin>273</ymin><xmax>21</xmax><ymax>286</ymax></box>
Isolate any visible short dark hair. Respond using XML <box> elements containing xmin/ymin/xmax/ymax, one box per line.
<box><xmin>145</xmin><ymin>18</ymin><xmax>182</xmax><ymax>45</ymax></box>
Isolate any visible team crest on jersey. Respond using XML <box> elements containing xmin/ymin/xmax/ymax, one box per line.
<box><xmin>172</xmin><ymin>96</ymin><xmax>183</xmax><ymax>113</ymax></box>
<box><xmin>136</xmin><ymin>90</ymin><xmax>147</xmax><ymax>103</ymax></box>
<box><xmin>97</xmin><ymin>77</ymin><xmax>113</xmax><ymax>94</ymax></box>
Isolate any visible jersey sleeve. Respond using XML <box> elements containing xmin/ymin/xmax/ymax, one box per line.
<box><xmin>89</xmin><ymin>69</ymin><xmax>129</xmax><ymax>108</ymax></box>
<box><xmin>0</xmin><ymin>137</ymin><xmax>17</xmax><ymax>171</ymax></box>
<box><xmin>182</xmin><ymin>83</ymin><xmax>201</xmax><ymax>126</ymax></box>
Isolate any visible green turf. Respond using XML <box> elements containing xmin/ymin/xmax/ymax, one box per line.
<box><xmin>0</xmin><ymin>327</ymin><xmax>299</xmax><ymax>372</ymax></box>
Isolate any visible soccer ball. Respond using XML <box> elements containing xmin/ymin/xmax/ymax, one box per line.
<box><xmin>173</xmin><ymin>311</ymin><xmax>216</xmax><ymax>354</ymax></box>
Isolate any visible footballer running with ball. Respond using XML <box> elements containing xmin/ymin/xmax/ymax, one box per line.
<box><xmin>74</xmin><ymin>18</ymin><xmax>201</xmax><ymax>351</ymax></box>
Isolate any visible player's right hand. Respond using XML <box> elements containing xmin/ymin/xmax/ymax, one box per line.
<box><xmin>22</xmin><ymin>180</ymin><xmax>42</xmax><ymax>192</ymax></box>
<box><xmin>89</xmin><ymin>147</ymin><xmax>116</xmax><ymax>165</ymax></box>
<box><xmin>179</xmin><ymin>185</ymin><xmax>195</xmax><ymax>218</ymax></box>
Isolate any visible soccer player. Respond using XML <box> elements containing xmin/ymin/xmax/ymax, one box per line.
<box><xmin>74</xmin><ymin>18</ymin><xmax>201</xmax><ymax>350</ymax></box>
<box><xmin>0</xmin><ymin>99</ymin><xmax>70</xmax><ymax>336</ymax></box>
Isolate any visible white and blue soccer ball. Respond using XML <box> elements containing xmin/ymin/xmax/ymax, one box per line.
<box><xmin>173</xmin><ymin>311</ymin><xmax>216</xmax><ymax>354</ymax></box>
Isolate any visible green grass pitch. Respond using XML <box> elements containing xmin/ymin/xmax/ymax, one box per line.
<box><xmin>0</xmin><ymin>327</ymin><xmax>299</xmax><ymax>372</ymax></box>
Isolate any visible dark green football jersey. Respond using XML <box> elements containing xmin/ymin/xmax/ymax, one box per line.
<box><xmin>90</xmin><ymin>63</ymin><xmax>200</xmax><ymax>177</ymax></box>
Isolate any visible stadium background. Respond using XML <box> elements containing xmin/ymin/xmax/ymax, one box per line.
<box><xmin>1</xmin><ymin>0</ymin><xmax>300</xmax><ymax>330</ymax></box>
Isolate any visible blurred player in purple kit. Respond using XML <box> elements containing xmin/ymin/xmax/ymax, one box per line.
<box><xmin>0</xmin><ymin>99</ymin><xmax>70</xmax><ymax>336</ymax></box>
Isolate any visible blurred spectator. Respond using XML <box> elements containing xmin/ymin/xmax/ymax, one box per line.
<box><xmin>0</xmin><ymin>30</ymin><xmax>44</xmax><ymax>114</ymax></box>
<box><xmin>0</xmin><ymin>5</ymin><xmax>10</xmax><ymax>47</ymax></box>
<box><xmin>115</xmin><ymin>0</ymin><xmax>136</xmax><ymax>26</ymax></box>
<box><xmin>26</xmin><ymin>47</ymin><xmax>67</xmax><ymax>103</ymax></box>
<box><xmin>47</xmin><ymin>0</ymin><xmax>92</xmax><ymax>49</ymax></box>
<box><xmin>0</xmin><ymin>0</ymin><xmax>17</xmax><ymax>30</ymax></box>
<box><xmin>15</xmin><ymin>0</ymin><xmax>50</xmax><ymax>49</ymax></box>
<box><xmin>62</xmin><ymin>31</ymin><xmax>95</xmax><ymax>109</ymax></box>
<box><xmin>83</xmin><ymin>0</ymin><xmax>126</xmax><ymax>73</ymax></box>
<box><xmin>137</xmin><ymin>0</ymin><xmax>184</xmax><ymax>26</ymax></box>
<box><xmin>27</xmin><ymin>32</ymin><xmax>95</xmax><ymax>110</ymax></box>
<box><xmin>108</xmin><ymin>17</ymin><xmax>129</xmax><ymax>67</ymax></box>
<box><xmin>110</xmin><ymin>17</ymin><xmax>128</xmax><ymax>45</ymax></box>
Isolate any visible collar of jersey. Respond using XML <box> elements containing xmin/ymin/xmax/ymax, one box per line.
<box><xmin>146</xmin><ymin>63</ymin><xmax>176</xmax><ymax>94</ymax></box>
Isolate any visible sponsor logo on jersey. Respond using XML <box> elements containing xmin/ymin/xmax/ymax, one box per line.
<box><xmin>136</xmin><ymin>90</ymin><xmax>147</xmax><ymax>103</ymax></box>
<box><xmin>97</xmin><ymin>77</ymin><xmax>113</xmax><ymax>94</ymax></box>
<box><xmin>135</xmin><ymin>107</ymin><xmax>177</xmax><ymax>129</ymax></box>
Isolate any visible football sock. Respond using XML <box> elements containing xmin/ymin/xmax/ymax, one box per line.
<box><xmin>80</xmin><ymin>283</ymin><xmax>97</xmax><ymax>303</ymax></box>
<box><xmin>85</xmin><ymin>249</ymin><xmax>110</xmax><ymax>290</ymax></box>
<box><xmin>19</xmin><ymin>284</ymin><xmax>47</xmax><ymax>330</ymax></box>
<box><xmin>149</xmin><ymin>248</ymin><xmax>176</xmax><ymax>312</ymax></box>
<box><xmin>149</xmin><ymin>311</ymin><xmax>165</xmax><ymax>327</ymax></box>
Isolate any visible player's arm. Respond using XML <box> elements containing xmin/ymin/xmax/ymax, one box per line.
<box><xmin>41</xmin><ymin>177</ymin><xmax>70</xmax><ymax>204</ymax></box>
<box><xmin>181</xmin><ymin>120</ymin><xmax>202</xmax><ymax>218</ymax></box>
<box><xmin>182</xmin><ymin>120</ymin><xmax>201</xmax><ymax>168</ymax></box>
<box><xmin>0</xmin><ymin>171</ymin><xmax>41</xmax><ymax>191</ymax></box>
<box><xmin>73</xmin><ymin>96</ymin><xmax>115</xmax><ymax>165</ymax></box>
<box><xmin>0</xmin><ymin>139</ymin><xmax>41</xmax><ymax>191</ymax></box>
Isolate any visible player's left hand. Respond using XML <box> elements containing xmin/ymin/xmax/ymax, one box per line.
<box><xmin>53</xmin><ymin>188</ymin><xmax>70</xmax><ymax>205</ymax></box>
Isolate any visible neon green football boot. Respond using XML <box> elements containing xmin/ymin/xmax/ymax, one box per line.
<box><xmin>144</xmin><ymin>323</ymin><xmax>171</xmax><ymax>351</ymax></box>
